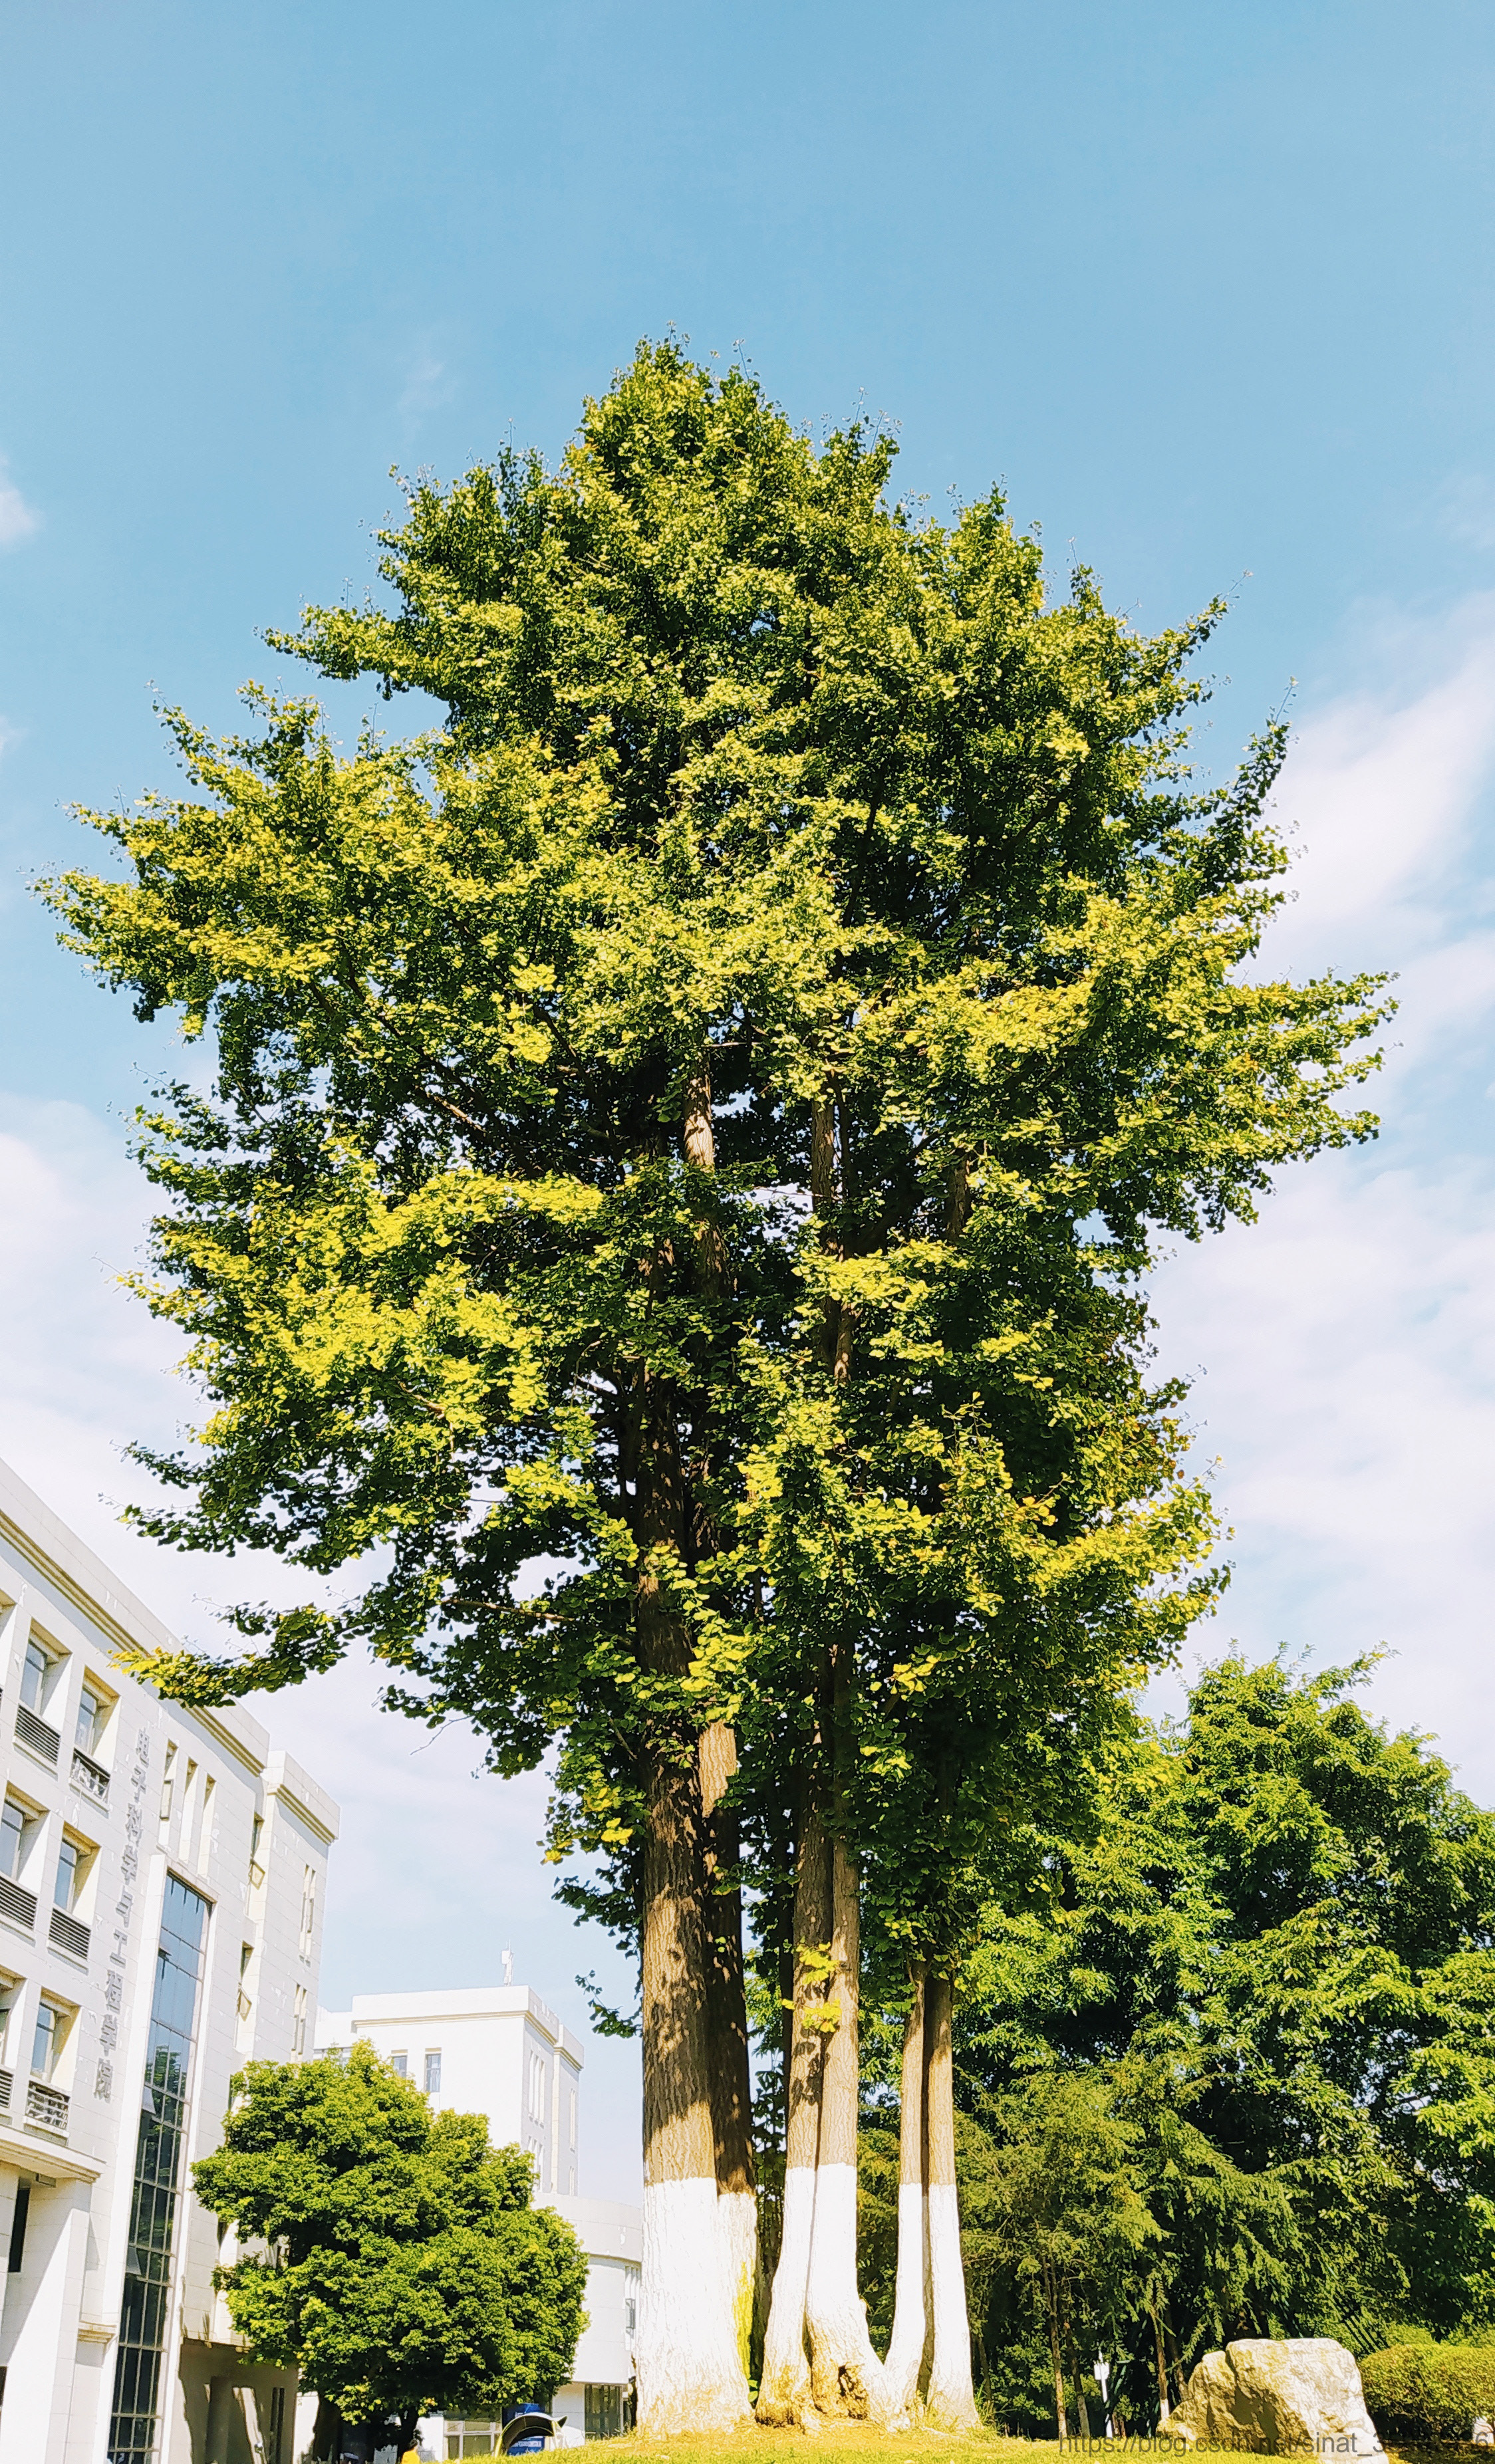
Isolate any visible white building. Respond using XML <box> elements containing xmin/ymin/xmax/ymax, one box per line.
<box><xmin>0</xmin><ymin>1456</ymin><xmax>338</xmax><ymax>2464</ymax></box>
<box><xmin>315</xmin><ymin>1989</ymin><xmax>641</xmax><ymax>2452</ymax></box>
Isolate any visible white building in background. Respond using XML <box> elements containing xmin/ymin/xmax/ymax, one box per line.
<box><xmin>315</xmin><ymin>1989</ymin><xmax>641</xmax><ymax>2453</ymax></box>
<box><xmin>0</xmin><ymin>1455</ymin><xmax>338</xmax><ymax>2464</ymax></box>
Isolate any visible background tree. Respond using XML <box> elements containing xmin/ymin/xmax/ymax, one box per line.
<box><xmin>193</xmin><ymin>2042</ymin><xmax>587</xmax><ymax>2458</ymax></box>
<box><xmin>909</xmin><ymin>1656</ymin><xmax>1495</xmax><ymax>2429</ymax></box>
<box><xmin>47</xmin><ymin>341</ymin><xmax>1385</xmax><ymax>2428</ymax></box>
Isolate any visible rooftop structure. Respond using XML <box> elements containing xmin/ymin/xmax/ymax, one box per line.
<box><xmin>316</xmin><ymin>1986</ymin><xmax>640</xmax><ymax>2452</ymax></box>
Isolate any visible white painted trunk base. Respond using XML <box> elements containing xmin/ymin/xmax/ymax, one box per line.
<box><xmin>925</xmin><ymin>2179</ymin><xmax>980</xmax><ymax>2427</ymax></box>
<box><xmin>636</xmin><ymin>2175</ymin><xmax>753</xmax><ymax>2433</ymax></box>
<box><xmin>757</xmin><ymin>2160</ymin><xmax>817</xmax><ymax>2422</ymax></box>
<box><xmin>884</xmin><ymin>2177</ymin><xmax>931</xmax><ymax>2417</ymax></box>
<box><xmin>718</xmin><ymin>2183</ymin><xmax>760</xmax><ymax>2376</ymax></box>
<box><xmin>805</xmin><ymin>2160</ymin><xmax>894</xmax><ymax>2423</ymax></box>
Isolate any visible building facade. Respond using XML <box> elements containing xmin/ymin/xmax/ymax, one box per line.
<box><xmin>0</xmin><ymin>1456</ymin><xmax>338</xmax><ymax>2464</ymax></box>
<box><xmin>315</xmin><ymin>1990</ymin><xmax>640</xmax><ymax>2451</ymax></box>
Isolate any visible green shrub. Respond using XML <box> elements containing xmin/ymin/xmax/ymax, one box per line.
<box><xmin>1361</xmin><ymin>2344</ymin><xmax>1495</xmax><ymax>2443</ymax></box>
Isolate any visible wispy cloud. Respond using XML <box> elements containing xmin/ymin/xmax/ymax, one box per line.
<box><xmin>0</xmin><ymin>457</ymin><xmax>40</xmax><ymax>549</ymax></box>
<box><xmin>1153</xmin><ymin>602</ymin><xmax>1495</xmax><ymax>1795</ymax></box>
<box><xmin>397</xmin><ymin>346</ymin><xmax>456</xmax><ymax>426</ymax></box>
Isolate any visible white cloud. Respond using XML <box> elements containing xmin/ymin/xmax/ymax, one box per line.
<box><xmin>1153</xmin><ymin>606</ymin><xmax>1495</xmax><ymax>1798</ymax></box>
<box><xmin>0</xmin><ymin>457</ymin><xmax>40</xmax><ymax>549</ymax></box>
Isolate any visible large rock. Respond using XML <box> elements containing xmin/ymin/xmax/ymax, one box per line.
<box><xmin>1171</xmin><ymin>2338</ymin><xmax>1386</xmax><ymax>2455</ymax></box>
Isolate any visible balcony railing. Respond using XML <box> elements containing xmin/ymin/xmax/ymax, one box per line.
<box><xmin>26</xmin><ymin>2077</ymin><xmax>69</xmax><ymax>2134</ymax></box>
<box><xmin>70</xmin><ymin>1746</ymin><xmax>110</xmax><ymax>1807</ymax></box>
<box><xmin>0</xmin><ymin>1874</ymin><xmax>37</xmax><ymax>1932</ymax></box>
<box><xmin>0</xmin><ymin>2066</ymin><xmax>11</xmax><ymax>2112</ymax></box>
<box><xmin>15</xmin><ymin>1701</ymin><xmax>60</xmax><ymax>1767</ymax></box>
<box><xmin>50</xmin><ymin>1906</ymin><xmax>90</xmax><ymax>1962</ymax></box>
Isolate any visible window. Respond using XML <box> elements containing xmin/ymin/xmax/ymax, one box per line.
<box><xmin>624</xmin><ymin>2296</ymin><xmax>636</xmax><ymax>2333</ymax></box>
<box><xmin>76</xmin><ymin>1681</ymin><xmax>107</xmax><ymax>1757</ymax></box>
<box><xmin>585</xmin><ymin>2384</ymin><xmax>624</xmax><ymax>2441</ymax></box>
<box><xmin>424</xmin><ymin>2048</ymin><xmax>441</xmax><ymax>2096</ymax></box>
<box><xmin>390</xmin><ymin>2049</ymin><xmax>408</xmax><ymax>2078</ymax></box>
<box><xmin>249</xmin><ymin>1811</ymin><xmax>264</xmax><ymax>1882</ymax></box>
<box><xmin>299</xmin><ymin>1863</ymin><xmax>317</xmax><ymax>1959</ymax></box>
<box><xmin>266</xmin><ymin>2384</ymin><xmax>287</xmax><ymax>2464</ymax></box>
<box><xmin>159</xmin><ymin>1740</ymin><xmax>177</xmax><ymax>1824</ymax></box>
<box><xmin>292</xmin><ymin>1984</ymin><xmax>307</xmax><ymax>2054</ymax></box>
<box><xmin>55</xmin><ymin>1836</ymin><xmax>82</xmax><ymax>1911</ymax></box>
<box><xmin>528</xmin><ymin>2050</ymin><xmax>547</xmax><ymax>2122</ymax></box>
<box><xmin>238</xmin><ymin>1943</ymin><xmax>253</xmax><ymax>2023</ymax></box>
<box><xmin>19</xmin><ymin>1638</ymin><xmax>51</xmax><ymax>1714</ymax></box>
<box><xmin>0</xmin><ymin>1978</ymin><xmax>15</xmax><ymax>2060</ymax></box>
<box><xmin>0</xmin><ymin>1797</ymin><xmax>27</xmax><ymax>1880</ymax></box>
<box><xmin>32</xmin><ymin>1999</ymin><xmax>62</xmax><ymax>2080</ymax></box>
<box><xmin>446</xmin><ymin>2426</ymin><xmax>501</xmax><ymax>2460</ymax></box>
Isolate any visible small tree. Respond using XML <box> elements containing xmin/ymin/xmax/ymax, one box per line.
<box><xmin>193</xmin><ymin>2042</ymin><xmax>588</xmax><ymax>2457</ymax></box>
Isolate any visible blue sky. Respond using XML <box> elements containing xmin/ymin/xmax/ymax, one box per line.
<box><xmin>3</xmin><ymin>1</ymin><xmax>1494</xmax><ymax>2196</ymax></box>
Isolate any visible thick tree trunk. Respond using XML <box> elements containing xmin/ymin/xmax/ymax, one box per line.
<box><xmin>923</xmin><ymin>1970</ymin><xmax>980</xmax><ymax>2428</ymax></box>
<box><xmin>805</xmin><ymin>1827</ymin><xmax>891</xmax><ymax>2421</ymax></box>
<box><xmin>757</xmin><ymin>1808</ymin><xmax>830</xmax><ymax>2424</ymax></box>
<box><xmin>700</xmin><ymin>1718</ymin><xmax>761</xmax><ymax>2374</ymax></box>
<box><xmin>634</xmin><ymin>1378</ymin><xmax>751</xmax><ymax>2433</ymax></box>
<box><xmin>637</xmin><ymin>1739</ymin><xmax>753</xmax><ymax>2430</ymax></box>
<box><xmin>883</xmin><ymin>1964</ymin><xmax>930</xmax><ymax>2417</ymax></box>
<box><xmin>684</xmin><ymin>1068</ymin><xmax>762</xmax><ymax>2376</ymax></box>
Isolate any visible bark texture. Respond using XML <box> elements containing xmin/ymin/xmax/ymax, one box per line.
<box><xmin>804</xmin><ymin>1831</ymin><xmax>892</xmax><ymax>2421</ymax></box>
<box><xmin>757</xmin><ymin>1810</ymin><xmax>830</xmax><ymax>2424</ymax></box>
<box><xmin>884</xmin><ymin>1965</ymin><xmax>931</xmax><ymax>2417</ymax></box>
<box><xmin>923</xmin><ymin>1970</ymin><xmax>980</xmax><ymax>2429</ymax></box>
<box><xmin>634</xmin><ymin>1381</ymin><xmax>751</xmax><ymax>2432</ymax></box>
<box><xmin>700</xmin><ymin>1717</ymin><xmax>760</xmax><ymax>2372</ymax></box>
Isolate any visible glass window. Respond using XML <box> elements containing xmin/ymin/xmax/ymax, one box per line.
<box><xmin>0</xmin><ymin>1981</ymin><xmax>14</xmax><ymax>2060</ymax></box>
<box><xmin>19</xmin><ymin>1639</ymin><xmax>49</xmax><ymax>1713</ymax></box>
<box><xmin>76</xmin><ymin>1682</ymin><xmax>106</xmax><ymax>1755</ymax></box>
<box><xmin>55</xmin><ymin>1837</ymin><xmax>80</xmax><ymax>1911</ymax></box>
<box><xmin>586</xmin><ymin>2384</ymin><xmax>623</xmax><ymax>2440</ymax></box>
<box><xmin>107</xmin><ymin>1874</ymin><xmax>209</xmax><ymax>2464</ymax></box>
<box><xmin>390</xmin><ymin>2049</ymin><xmax>408</xmax><ymax>2078</ymax></box>
<box><xmin>424</xmin><ymin>2048</ymin><xmax>441</xmax><ymax>2096</ymax></box>
<box><xmin>0</xmin><ymin>1799</ymin><xmax>25</xmax><ymax>1880</ymax></box>
<box><xmin>32</xmin><ymin>2000</ymin><xmax>61</xmax><ymax>2079</ymax></box>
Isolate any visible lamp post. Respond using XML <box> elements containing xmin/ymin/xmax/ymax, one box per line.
<box><xmin>1094</xmin><ymin>2358</ymin><xmax>1113</xmax><ymax>2439</ymax></box>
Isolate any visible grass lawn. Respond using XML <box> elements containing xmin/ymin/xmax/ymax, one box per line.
<box><xmin>442</xmin><ymin>2436</ymin><xmax>1421</xmax><ymax>2463</ymax></box>
<box><xmin>441</xmin><ymin>2437</ymin><xmax>1472</xmax><ymax>2463</ymax></box>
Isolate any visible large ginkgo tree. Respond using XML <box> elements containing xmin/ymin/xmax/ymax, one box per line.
<box><xmin>46</xmin><ymin>341</ymin><xmax>1384</xmax><ymax>2431</ymax></box>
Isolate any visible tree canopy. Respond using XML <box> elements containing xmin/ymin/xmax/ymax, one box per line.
<box><xmin>48</xmin><ymin>338</ymin><xmax>1389</xmax><ymax>2427</ymax></box>
<box><xmin>193</xmin><ymin>2042</ymin><xmax>588</xmax><ymax>2452</ymax></box>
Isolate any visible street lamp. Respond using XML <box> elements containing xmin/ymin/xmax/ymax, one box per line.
<box><xmin>1094</xmin><ymin>2358</ymin><xmax>1113</xmax><ymax>2439</ymax></box>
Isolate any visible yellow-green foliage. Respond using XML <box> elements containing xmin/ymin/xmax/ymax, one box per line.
<box><xmin>42</xmin><ymin>339</ymin><xmax>1389</xmax><ymax>1971</ymax></box>
<box><xmin>1361</xmin><ymin>2346</ymin><xmax>1495</xmax><ymax>2445</ymax></box>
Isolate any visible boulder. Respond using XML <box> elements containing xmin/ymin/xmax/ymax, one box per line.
<box><xmin>1171</xmin><ymin>2338</ymin><xmax>1386</xmax><ymax>2455</ymax></box>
